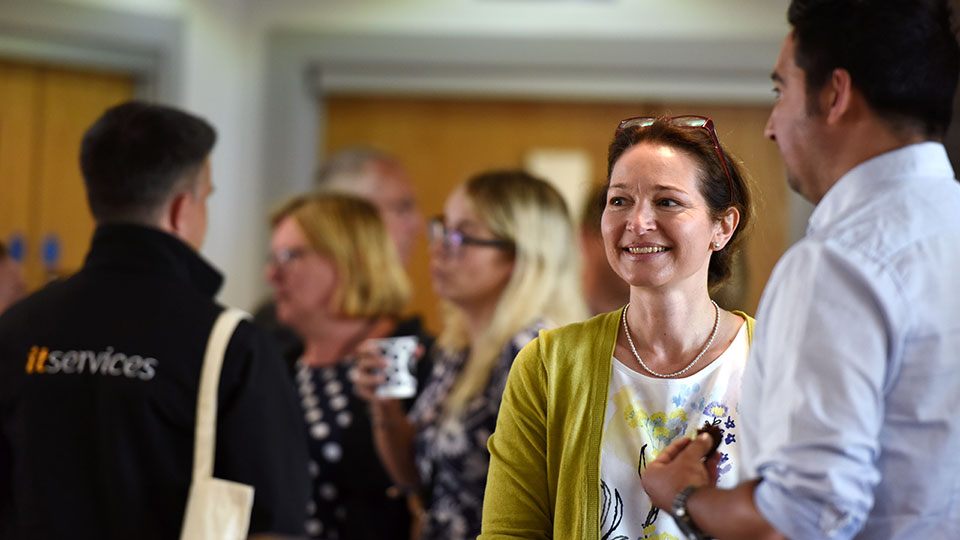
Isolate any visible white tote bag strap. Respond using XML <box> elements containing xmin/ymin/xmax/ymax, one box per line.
<box><xmin>192</xmin><ymin>307</ymin><xmax>249</xmax><ymax>481</ymax></box>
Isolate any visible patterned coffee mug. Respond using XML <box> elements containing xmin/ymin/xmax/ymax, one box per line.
<box><xmin>368</xmin><ymin>336</ymin><xmax>418</xmax><ymax>399</ymax></box>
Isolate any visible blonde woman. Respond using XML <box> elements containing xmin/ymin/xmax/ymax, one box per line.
<box><xmin>266</xmin><ymin>193</ymin><xmax>424</xmax><ymax>540</ymax></box>
<box><xmin>354</xmin><ymin>170</ymin><xmax>587</xmax><ymax>540</ymax></box>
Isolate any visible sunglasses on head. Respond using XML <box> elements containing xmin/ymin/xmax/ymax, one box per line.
<box><xmin>616</xmin><ymin>115</ymin><xmax>734</xmax><ymax>203</ymax></box>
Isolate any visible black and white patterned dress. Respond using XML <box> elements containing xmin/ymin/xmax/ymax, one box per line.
<box><xmin>409</xmin><ymin>321</ymin><xmax>547</xmax><ymax>540</ymax></box>
<box><xmin>294</xmin><ymin>359</ymin><xmax>411</xmax><ymax>540</ymax></box>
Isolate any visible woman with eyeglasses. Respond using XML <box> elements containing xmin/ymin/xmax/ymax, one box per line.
<box><xmin>265</xmin><ymin>192</ymin><xmax>430</xmax><ymax>540</ymax></box>
<box><xmin>479</xmin><ymin>116</ymin><xmax>756</xmax><ymax>540</ymax></box>
<box><xmin>353</xmin><ymin>169</ymin><xmax>587</xmax><ymax>540</ymax></box>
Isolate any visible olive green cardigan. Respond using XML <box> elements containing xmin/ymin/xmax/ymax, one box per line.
<box><xmin>479</xmin><ymin>307</ymin><xmax>754</xmax><ymax>540</ymax></box>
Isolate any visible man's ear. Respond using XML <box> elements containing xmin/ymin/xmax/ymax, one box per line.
<box><xmin>824</xmin><ymin>67</ymin><xmax>853</xmax><ymax>125</ymax></box>
<box><xmin>166</xmin><ymin>192</ymin><xmax>190</xmax><ymax>238</ymax></box>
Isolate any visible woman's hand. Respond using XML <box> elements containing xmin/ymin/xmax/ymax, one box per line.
<box><xmin>351</xmin><ymin>340</ymin><xmax>422</xmax><ymax>490</ymax></box>
<box><xmin>351</xmin><ymin>340</ymin><xmax>389</xmax><ymax>402</ymax></box>
<box><xmin>352</xmin><ymin>340</ymin><xmax>426</xmax><ymax>403</ymax></box>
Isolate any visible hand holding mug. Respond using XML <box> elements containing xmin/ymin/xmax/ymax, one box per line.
<box><xmin>353</xmin><ymin>336</ymin><xmax>419</xmax><ymax>401</ymax></box>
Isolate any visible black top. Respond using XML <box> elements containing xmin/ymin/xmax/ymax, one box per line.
<box><xmin>0</xmin><ymin>224</ymin><xmax>310</xmax><ymax>540</ymax></box>
<box><xmin>253</xmin><ymin>301</ymin><xmax>436</xmax><ymax>540</ymax></box>
<box><xmin>296</xmin><ymin>359</ymin><xmax>408</xmax><ymax>540</ymax></box>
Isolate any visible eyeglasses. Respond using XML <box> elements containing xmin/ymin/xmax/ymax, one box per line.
<box><xmin>428</xmin><ymin>216</ymin><xmax>513</xmax><ymax>256</ymax></box>
<box><xmin>267</xmin><ymin>247</ymin><xmax>309</xmax><ymax>268</ymax></box>
<box><xmin>616</xmin><ymin>115</ymin><xmax>734</xmax><ymax>203</ymax></box>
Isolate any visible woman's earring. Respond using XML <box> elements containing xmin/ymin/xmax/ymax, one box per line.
<box><xmin>713</xmin><ymin>242</ymin><xmax>721</xmax><ymax>249</ymax></box>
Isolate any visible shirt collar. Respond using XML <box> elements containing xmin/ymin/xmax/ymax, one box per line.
<box><xmin>83</xmin><ymin>223</ymin><xmax>224</xmax><ymax>298</ymax></box>
<box><xmin>808</xmin><ymin>142</ymin><xmax>954</xmax><ymax>234</ymax></box>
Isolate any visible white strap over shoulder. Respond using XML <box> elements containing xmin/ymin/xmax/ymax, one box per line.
<box><xmin>180</xmin><ymin>307</ymin><xmax>255</xmax><ymax>540</ymax></box>
<box><xmin>192</xmin><ymin>307</ymin><xmax>249</xmax><ymax>480</ymax></box>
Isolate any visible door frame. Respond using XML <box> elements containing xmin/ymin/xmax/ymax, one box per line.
<box><xmin>0</xmin><ymin>1</ymin><xmax>180</xmax><ymax>102</ymax></box>
<box><xmin>262</xmin><ymin>28</ymin><xmax>814</xmax><ymax>246</ymax></box>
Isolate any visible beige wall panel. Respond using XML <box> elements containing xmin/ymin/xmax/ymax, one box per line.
<box><xmin>324</xmin><ymin>96</ymin><xmax>788</xmax><ymax>333</ymax></box>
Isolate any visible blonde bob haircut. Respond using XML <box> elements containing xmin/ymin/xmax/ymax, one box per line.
<box><xmin>441</xmin><ymin>170</ymin><xmax>587</xmax><ymax>418</ymax></box>
<box><xmin>270</xmin><ymin>192</ymin><xmax>411</xmax><ymax>318</ymax></box>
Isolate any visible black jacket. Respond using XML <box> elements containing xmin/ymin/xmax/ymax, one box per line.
<box><xmin>0</xmin><ymin>224</ymin><xmax>309</xmax><ymax>539</ymax></box>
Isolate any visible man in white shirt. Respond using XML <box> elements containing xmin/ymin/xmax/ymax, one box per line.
<box><xmin>641</xmin><ymin>1</ymin><xmax>960</xmax><ymax>539</ymax></box>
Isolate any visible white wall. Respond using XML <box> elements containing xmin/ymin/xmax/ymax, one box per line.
<box><xmin>56</xmin><ymin>0</ymin><xmax>182</xmax><ymax>15</ymax></box>
<box><xmin>3</xmin><ymin>0</ymin><xmax>794</xmax><ymax>310</ymax></box>
<box><xmin>252</xmin><ymin>0</ymin><xmax>788</xmax><ymax>39</ymax></box>
<box><xmin>181</xmin><ymin>0</ymin><xmax>268</xmax><ymax>311</ymax></box>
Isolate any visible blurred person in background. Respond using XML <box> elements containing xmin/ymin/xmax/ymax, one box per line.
<box><xmin>254</xmin><ymin>146</ymin><xmax>429</xmax><ymax>368</ymax></box>
<box><xmin>0</xmin><ymin>241</ymin><xmax>26</xmax><ymax>315</ymax></box>
<box><xmin>266</xmin><ymin>192</ymin><xmax>425</xmax><ymax>540</ymax></box>
<box><xmin>578</xmin><ymin>182</ymin><xmax>630</xmax><ymax>315</ymax></box>
<box><xmin>480</xmin><ymin>115</ymin><xmax>754</xmax><ymax>540</ymax></box>
<box><xmin>314</xmin><ymin>146</ymin><xmax>425</xmax><ymax>266</ymax></box>
<box><xmin>354</xmin><ymin>169</ymin><xmax>588</xmax><ymax>540</ymax></box>
<box><xmin>0</xmin><ymin>100</ymin><xmax>309</xmax><ymax>539</ymax></box>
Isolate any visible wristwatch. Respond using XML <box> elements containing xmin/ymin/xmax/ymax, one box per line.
<box><xmin>672</xmin><ymin>485</ymin><xmax>707</xmax><ymax>540</ymax></box>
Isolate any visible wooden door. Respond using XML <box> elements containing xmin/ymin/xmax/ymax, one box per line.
<box><xmin>0</xmin><ymin>59</ymin><xmax>135</xmax><ymax>290</ymax></box>
<box><xmin>0</xmin><ymin>62</ymin><xmax>41</xmax><ymax>285</ymax></box>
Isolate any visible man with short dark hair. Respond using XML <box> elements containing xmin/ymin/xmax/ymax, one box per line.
<box><xmin>641</xmin><ymin>1</ymin><xmax>960</xmax><ymax>538</ymax></box>
<box><xmin>0</xmin><ymin>101</ymin><xmax>309</xmax><ymax>539</ymax></box>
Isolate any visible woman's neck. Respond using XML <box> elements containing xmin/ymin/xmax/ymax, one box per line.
<box><xmin>300</xmin><ymin>314</ymin><xmax>394</xmax><ymax>368</ymax></box>
<box><xmin>459</xmin><ymin>296</ymin><xmax>500</xmax><ymax>346</ymax></box>
<box><xmin>623</xmin><ymin>286</ymin><xmax>718</xmax><ymax>365</ymax></box>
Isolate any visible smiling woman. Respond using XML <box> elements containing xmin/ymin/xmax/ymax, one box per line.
<box><xmin>604</xmin><ymin>143</ymin><xmax>727</xmax><ymax>292</ymax></box>
<box><xmin>480</xmin><ymin>116</ymin><xmax>757</xmax><ymax>540</ymax></box>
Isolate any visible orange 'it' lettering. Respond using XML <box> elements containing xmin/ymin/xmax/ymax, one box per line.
<box><xmin>36</xmin><ymin>348</ymin><xmax>48</xmax><ymax>374</ymax></box>
<box><xmin>25</xmin><ymin>346</ymin><xmax>38</xmax><ymax>373</ymax></box>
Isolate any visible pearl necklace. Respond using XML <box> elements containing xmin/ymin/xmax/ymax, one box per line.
<box><xmin>621</xmin><ymin>300</ymin><xmax>720</xmax><ymax>378</ymax></box>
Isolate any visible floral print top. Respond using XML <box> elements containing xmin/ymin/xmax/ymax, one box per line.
<box><xmin>599</xmin><ymin>321</ymin><xmax>749</xmax><ymax>540</ymax></box>
<box><xmin>408</xmin><ymin>321</ymin><xmax>547</xmax><ymax>540</ymax></box>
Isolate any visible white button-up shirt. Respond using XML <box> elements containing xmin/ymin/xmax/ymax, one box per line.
<box><xmin>742</xmin><ymin>142</ymin><xmax>960</xmax><ymax>539</ymax></box>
